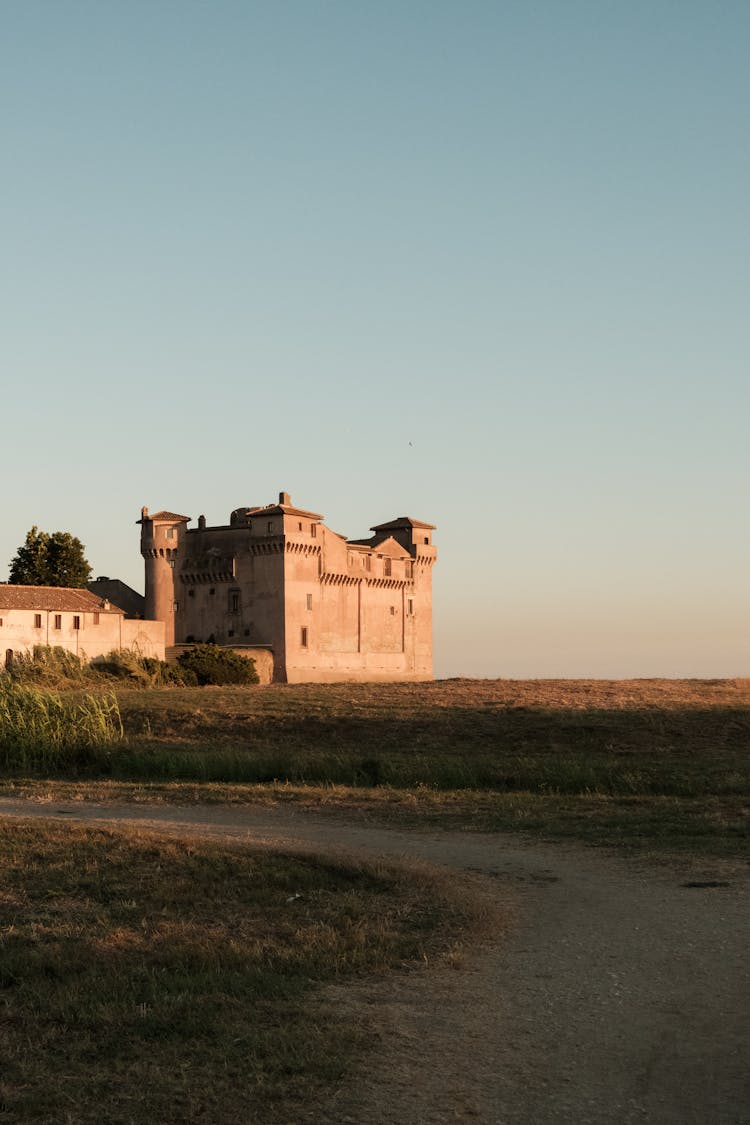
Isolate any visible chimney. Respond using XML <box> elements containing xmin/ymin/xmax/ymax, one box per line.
<box><xmin>279</xmin><ymin>491</ymin><xmax>291</xmax><ymax>506</ymax></box>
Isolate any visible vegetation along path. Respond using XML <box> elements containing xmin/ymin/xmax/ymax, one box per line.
<box><xmin>1</xmin><ymin>797</ymin><xmax>747</xmax><ymax>1125</ymax></box>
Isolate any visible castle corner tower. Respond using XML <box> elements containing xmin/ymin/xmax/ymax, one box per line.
<box><xmin>138</xmin><ymin>507</ymin><xmax>190</xmax><ymax>646</ymax></box>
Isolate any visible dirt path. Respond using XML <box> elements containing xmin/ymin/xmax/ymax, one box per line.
<box><xmin>1</xmin><ymin>798</ymin><xmax>748</xmax><ymax>1124</ymax></box>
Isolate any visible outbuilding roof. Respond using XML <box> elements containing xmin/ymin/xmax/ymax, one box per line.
<box><xmin>0</xmin><ymin>586</ymin><xmax>123</xmax><ymax>613</ymax></box>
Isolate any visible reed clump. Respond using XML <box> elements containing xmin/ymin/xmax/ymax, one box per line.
<box><xmin>0</xmin><ymin>681</ymin><xmax>123</xmax><ymax>771</ymax></box>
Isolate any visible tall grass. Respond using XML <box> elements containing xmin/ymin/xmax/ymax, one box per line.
<box><xmin>0</xmin><ymin>681</ymin><xmax>123</xmax><ymax>771</ymax></box>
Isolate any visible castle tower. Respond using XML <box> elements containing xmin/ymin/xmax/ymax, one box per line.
<box><xmin>137</xmin><ymin>507</ymin><xmax>190</xmax><ymax>646</ymax></box>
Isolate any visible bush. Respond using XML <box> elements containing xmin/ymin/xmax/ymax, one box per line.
<box><xmin>92</xmin><ymin>651</ymin><xmax>194</xmax><ymax>687</ymax></box>
<box><xmin>176</xmin><ymin>644</ymin><xmax>259</xmax><ymax>686</ymax></box>
<box><xmin>6</xmin><ymin>646</ymin><xmax>87</xmax><ymax>686</ymax></box>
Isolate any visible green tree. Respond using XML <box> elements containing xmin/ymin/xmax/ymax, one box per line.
<box><xmin>9</xmin><ymin>527</ymin><xmax>92</xmax><ymax>588</ymax></box>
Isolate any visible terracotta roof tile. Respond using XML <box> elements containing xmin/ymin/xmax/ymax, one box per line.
<box><xmin>0</xmin><ymin>586</ymin><xmax>123</xmax><ymax>613</ymax></box>
<box><xmin>142</xmin><ymin>511</ymin><xmax>191</xmax><ymax>522</ymax></box>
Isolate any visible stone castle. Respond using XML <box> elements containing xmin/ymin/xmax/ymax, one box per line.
<box><xmin>139</xmin><ymin>492</ymin><xmax>436</xmax><ymax>683</ymax></box>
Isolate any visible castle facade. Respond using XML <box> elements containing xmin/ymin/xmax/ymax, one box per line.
<box><xmin>139</xmin><ymin>492</ymin><xmax>436</xmax><ymax>683</ymax></box>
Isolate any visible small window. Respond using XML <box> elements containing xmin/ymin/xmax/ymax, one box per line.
<box><xmin>267</xmin><ymin>521</ymin><xmax>273</xmax><ymax>533</ymax></box>
<box><xmin>365</xmin><ymin>556</ymin><xmax>371</xmax><ymax>572</ymax></box>
<box><xmin>93</xmin><ymin>612</ymin><xmax>100</xmax><ymax>625</ymax></box>
<box><xmin>244</xmin><ymin>628</ymin><xmax>250</xmax><ymax>637</ymax></box>
<box><xmin>34</xmin><ymin>614</ymin><xmax>42</xmax><ymax>629</ymax></box>
<box><xmin>0</xmin><ymin>618</ymin><xmax>3</xmax><ymax>628</ymax></box>
<box><xmin>54</xmin><ymin>614</ymin><xmax>62</xmax><ymax>630</ymax></box>
<box><xmin>405</xmin><ymin>561</ymin><xmax>414</xmax><ymax>579</ymax></box>
<box><xmin>383</xmin><ymin>558</ymin><xmax>392</xmax><ymax>577</ymax></box>
<box><xmin>301</xmin><ymin>626</ymin><xmax>308</xmax><ymax>648</ymax></box>
<box><xmin>310</xmin><ymin>523</ymin><xmax>317</xmax><ymax>538</ymax></box>
<box><xmin>306</xmin><ymin>594</ymin><xmax>313</xmax><ymax>611</ymax></box>
<box><xmin>228</xmin><ymin>629</ymin><xmax>234</xmax><ymax>638</ymax></box>
<box><xmin>188</xmin><ymin>589</ymin><xmax>195</xmax><ymax>598</ymax></box>
<box><xmin>73</xmin><ymin>616</ymin><xmax>81</xmax><ymax>630</ymax></box>
<box><xmin>230</xmin><ymin>591</ymin><xmax>240</xmax><ymax>613</ymax></box>
<box><xmin>209</xmin><ymin>588</ymin><xmax>216</xmax><ymax>596</ymax></box>
<box><xmin>423</xmin><ymin>537</ymin><xmax>429</xmax><ymax>545</ymax></box>
<box><xmin>166</xmin><ymin>528</ymin><xmax>175</xmax><ymax>539</ymax></box>
<box><xmin>298</xmin><ymin>521</ymin><xmax>303</xmax><ymax>531</ymax></box>
<box><xmin>408</xmin><ymin>598</ymin><xmax>414</xmax><ymax>615</ymax></box>
<box><xmin>389</xmin><ymin>605</ymin><xmax>395</xmax><ymax>616</ymax></box>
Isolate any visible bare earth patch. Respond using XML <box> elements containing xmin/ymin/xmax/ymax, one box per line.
<box><xmin>0</xmin><ymin>799</ymin><xmax>747</xmax><ymax>1124</ymax></box>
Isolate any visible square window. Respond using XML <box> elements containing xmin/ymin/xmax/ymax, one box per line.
<box><xmin>54</xmin><ymin>615</ymin><xmax>62</xmax><ymax>630</ymax></box>
<box><xmin>34</xmin><ymin>614</ymin><xmax>42</xmax><ymax>629</ymax></box>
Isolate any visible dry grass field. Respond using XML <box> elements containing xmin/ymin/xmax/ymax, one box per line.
<box><xmin>2</xmin><ymin>677</ymin><xmax>748</xmax><ymax>855</ymax></box>
<box><xmin>0</xmin><ymin>820</ymin><xmax>489</xmax><ymax>1124</ymax></box>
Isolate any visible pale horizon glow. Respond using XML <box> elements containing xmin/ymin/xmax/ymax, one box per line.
<box><xmin>2</xmin><ymin>1</ymin><xmax>748</xmax><ymax>679</ymax></box>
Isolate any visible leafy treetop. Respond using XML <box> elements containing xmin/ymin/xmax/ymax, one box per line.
<box><xmin>9</xmin><ymin>527</ymin><xmax>93</xmax><ymax>588</ymax></box>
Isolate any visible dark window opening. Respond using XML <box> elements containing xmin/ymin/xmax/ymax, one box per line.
<box><xmin>54</xmin><ymin>615</ymin><xmax>62</xmax><ymax>630</ymax></box>
<box><xmin>34</xmin><ymin>614</ymin><xmax>42</xmax><ymax>629</ymax></box>
<box><xmin>301</xmin><ymin>626</ymin><xmax>308</xmax><ymax>648</ymax></box>
<box><xmin>73</xmin><ymin>616</ymin><xmax>81</xmax><ymax>630</ymax></box>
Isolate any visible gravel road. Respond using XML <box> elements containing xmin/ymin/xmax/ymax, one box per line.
<box><xmin>0</xmin><ymin>798</ymin><xmax>747</xmax><ymax>1125</ymax></box>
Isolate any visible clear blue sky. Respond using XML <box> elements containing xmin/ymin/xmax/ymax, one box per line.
<box><xmin>3</xmin><ymin>1</ymin><xmax>748</xmax><ymax>678</ymax></box>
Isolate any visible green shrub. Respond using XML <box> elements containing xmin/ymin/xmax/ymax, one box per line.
<box><xmin>0</xmin><ymin>682</ymin><xmax>123</xmax><ymax>771</ymax></box>
<box><xmin>6</xmin><ymin>646</ymin><xmax>87</xmax><ymax>685</ymax></box>
<box><xmin>176</xmin><ymin>644</ymin><xmax>259</xmax><ymax>686</ymax></box>
<box><xmin>92</xmin><ymin>650</ymin><xmax>194</xmax><ymax>687</ymax></box>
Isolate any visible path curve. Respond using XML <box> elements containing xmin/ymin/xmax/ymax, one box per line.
<box><xmin>0</xmin><ymin>798</ymin><xmax>748</xmax><ymax>1124</ymax></box>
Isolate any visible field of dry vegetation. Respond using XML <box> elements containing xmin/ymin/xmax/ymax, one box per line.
<box><xmin>2</xmin><ymin>677</ymin><xmax>748</xmax><ymax>855</ymax></box>
<box><xmin>1</xmin><ymin>677</ymin><xmax>747</xmax><ymax>1122</ymax></box>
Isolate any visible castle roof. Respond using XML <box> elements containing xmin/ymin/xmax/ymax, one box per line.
<box><xmin>370</xmin><ymin>516</ymin><xmax>436</xmax><ymax>532</ymax></box>
<box><xmin>251</xmin><ymin>502</ymin><xmax>324</xmax><ymax>521</ymax></box>
<box><xmin>0</xmin><ymin>585</ymin><xmax>123</xmax><ymax>613</ymax></box>
<box><xmin>138</xmin><ymin>509</ymin><xmax>191</xmax><ymax>524</ymax></box>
